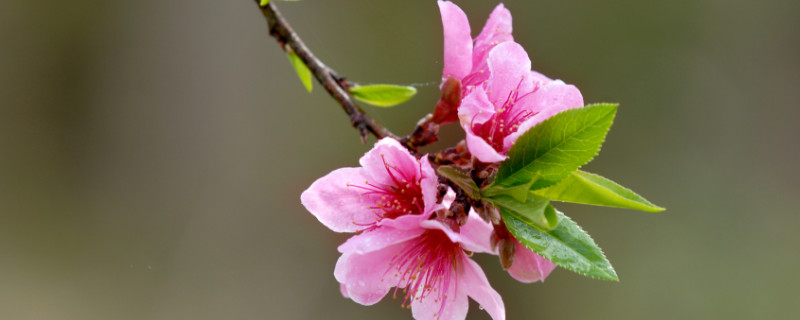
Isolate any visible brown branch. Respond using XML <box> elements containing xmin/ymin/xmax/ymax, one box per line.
<box><xmin>255</xmin><ymin>1</ymin><xmax>396</xmax><ymax>143</ymax></box>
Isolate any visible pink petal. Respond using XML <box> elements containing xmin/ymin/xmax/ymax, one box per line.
<box><xmin>461</xmin><ymin>255</ymin><xmax>505</xmax><ymax>320</ymax></box>
<box><xmin>472</xmin><ymin>4</ymin><xmax>513</xmax><ymax>76</ymax></box>
<box><xmin>438</xmin><ymin>1</ymin><xmax>473</xmax><ymax>81</ymax></box>
<box><xmin>410</xmin><ymin>262</ymin><xmax>468</xmax><ymax>320</ymax></box>
<box><xmin>486</xmin><ymin>42</ymin><xmax>531</xmax><ymax>105</ymax></box>
<box><xmin>465</xmin><ymin>129</ymin><xmax>507</xmax><ymax>163</ymax></box>
<box><xmin>340</xmin><ymin>283</ymin><xmax>350</xmax><ymax>298</ymax></box>
<box><xmin>420</xmin><ymin>156</ymin><xmax>445</xmax><ymax>215</ymax></box>
<box><xmin>338</xmin><ymin>215</ymin><xmax>427</xmax><ymax>254</ymax></box>
<box><xmin>502</xmin><ymin>81</ymin><xmax>584</xmax><ymax>151</ymax></box>
<box><xmin>358</xmin><ymin>138</ymin><xmax>421</xmax><ymax>189</ymax></box>
<box><xmin>507</xmin><ymin>239</ymin><xmax>557</xmax><ymax>283</ymax></box>
<box><xmin>457</xmin><ymin>89</ymin><xmax>507</xmax><ymax>163</ymax></box>
<box><xmin>334</xmin><ymin>242</ymin><xmax>407</xmax><ymax>305</ymax></box>
<box><xmin>457</xmin><ymin>88</ymin><xmax>495</xmax><ymax>127</ymax></box>
<box><xmin>358</xmin><ymin>138</ymin><xmax>420</xmax><ymax>195</ymax></box>
<box><xmin>301</xmin><ymin>167</ymin><xmax>382</xmax><ymax>233</ymax></box>
<box><xmin>421</xmin><ymin>212</ymin><xmax>494</xmax><ymax>254</ymax></box>
<box><xmin>458</xmin><ymin>211</ymin><xmax>495</xmax><ymax>254</ymax></box>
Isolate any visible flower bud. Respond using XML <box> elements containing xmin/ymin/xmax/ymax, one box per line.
<box><xmin>431</xmin><ymin>77</ymin><xmax>462</xmax><ymax>124</ymax></box>
<box><xmin>498</xmin><ymin>238</ymin><xmax>516</xmax><ymax>270</ymax></box>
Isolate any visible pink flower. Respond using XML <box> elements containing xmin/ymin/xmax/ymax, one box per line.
<box><xmin>301</xmin><ymin>138</ymin><xmax>441</xmax><ymax>233</ymax></box>
<box><xmin>439</xmin><ymin>1</ymin><xmax>513</xmax><ymax>87</ymax></box>
<box><xmin>438</xmin><ymin>1</ymin><xmax>585</xmax><ymax>163</ymax></box>
<box><xmin>335</xmin><ymin>213</ymin><xmax>504</xmax><ymax>320</ymax></box>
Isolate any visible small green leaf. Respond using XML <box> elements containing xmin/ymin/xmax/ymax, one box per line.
<box><xmin>502</xmin><ymin>207</ymin><xmax>618</xmax><ymax>281</ymax></box>
<box><xmin>286</xmin><ymin>51</ymin><xmax>312</xmax><ymax>92</ymax></box>
<box><xmin>260</xmin><ymin>0</ymin><xmax>269</xmax><ymax>6</ymax></box>
<box><xmin>532</xmin><ymin>170</ymin><xmax>665</xmax><ymax>212</ymax></box>
<box><xmin>481</xmin><ymin>173</ymin><xmax>538</xmax><ymax>203</ymax></box>
<box><xmin>350</xmin><ymin>84</ymin><xmax>417</xmax><ymax>107</ymax></box>
<box><xmin>493</xmin><ymin>103</ymin><xmax>618</xmax><ymax>191</ymax></box>
<box><xmin>437</xmin><ymin>166</ymin><xmax>480</xmax><ymax>199</ymax></box>
<box><xmin>490</xmin><ymin>194</ymin><xmax>556</xmax><ymax>230</ymax></box>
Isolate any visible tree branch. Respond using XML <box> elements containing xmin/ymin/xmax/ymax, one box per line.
<box><xmin>255</xmin><ymin>1</ymin><xmax>396</xmax><ymax>143</ymax></box>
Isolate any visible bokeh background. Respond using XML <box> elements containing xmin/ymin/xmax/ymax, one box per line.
<box><xmin>2</xmin><ymin>0</ymin><xmax>799</xmax><ymax>319</ymax></box>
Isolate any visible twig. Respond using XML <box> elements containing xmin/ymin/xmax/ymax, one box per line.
<box><xmin>255</xmin><ymin>1</ymin><xmax>396</xmax><ymax>142</ymax></box>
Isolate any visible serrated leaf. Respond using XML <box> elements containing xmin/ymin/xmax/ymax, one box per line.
<box><xmin>490</xmin><ymin>194</ymin><xmax>556</xmax><ymax>230</ymax></box>
<box><xmin>532</xmin><ymin>170</ymin><xmax>665</xmax><ymax>212</ymax></box>
<box><xmin>502</xmin><ymin>206</ymin><xmax>618</xmax><ymax>281</ymax></box>
<box><xmin>437</xmin><ymin>166</ymin><xmax>480</xmax><ymax>199</ymax></box>
<box><xmin>287</xmin><ymin>51</ymin><xmax>312</xmax><ymax>92</ymax></box>
<box><xmin>493</xmin><ymin>103</ymin><xmax>618</xmax><ymax>191</ymax></box>
<box><xmin>350</xmin><ymin>84</ymin><xmax>417</xmax><ymax>107</ymax></box>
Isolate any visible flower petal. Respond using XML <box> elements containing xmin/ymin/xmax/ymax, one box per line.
<box><xmin>438</xmin><ymin>1</ymin><xmax>473</xmax><ymax>81</ymax></box>
<box><xmin>502</xmin><ymin>81</ymin><xmax>584</xmax><ymax>151</ymax></box>
<box><xmin>458</xmin><ymin>88</ymin><xmax>495</xmax><ymax>127</ymax></box>
<box><xmin>421</xmin><ymin>212</ymin><xmax>493</xmax><ymax>254</ymax></box>
<box><xmin>338</xmin><ymin>215</ymin><xmax>427</xmax><ymax>254</ymax></box>
<box><xmin>420</xmin><ymin>156</ymin><xmax>445</xmax><ymax>215</ymax></box>
<box><xmin>465</xmin><ymin>128</ymin><xmax>507</xmax><ymax>163</ymax></box>
<box><xmin>472</xmin><ymin>4</ymin><xmax>513</xmax><ymax>76</ymax></box>
<box><xmin>358</xmin><ymin>137</ymin><xmax>421</xmax><ymax>189</ymax></box>
<box><xmin>301</xmin><ymin>167</ymin><xmax>381</xmax><ymax>233</ymax></box>
<box><xmin>410</xmin><ymin>261</ymin><xmax>468</xmax><ymax>320</ymax></box>
<box><xmin>506</xmin><ymin>239</ymin><xmax>557</xmax><ymax>283</ymax></box>
<box><xmin>334</xmin><ymin>242</ymin><xmax>407</xmax><ymax>305</ymax></box>
<box><xmin>486</xmin><ymin>42</ymin><xmax>531</xmax><ymax>105</ymax></box>
<box><xmin>458</xmin><ymin>211</ymin><xmax>495</xmax><ymax>254</ymax></box>
<box><xmin>461</xmin><ymin>255</ymin><xmax>505</xmax><ymax>320</ymax></box>
<box><xmin>457</xmin><ymin>89</ymin><xmax>507</xmax><ymax>163</ymax></box>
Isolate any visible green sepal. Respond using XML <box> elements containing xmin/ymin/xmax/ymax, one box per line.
<box><xmin>436</xmin><ymin>166</ymin><xmax>480</xmax><ymax>200</ymax></box>
<box><xmin>260</xmin><ymin>0</ymin><xmax>269</xmax><ymax>5</ymax></box>
<box><xmin>286</xmin><ymin>51</ymin><xmax>312</xmax><ymax>92</ymax></box>
<box><xmin>531</xmin><ymin>170</ymin><xmax>665</xmax><ymax>212</ymax></box>
<box><xmin>503</xmin><ymin>207</ymin><xmax>618</xmax><ymax>281</ymax></box>
<box><xmin>494</xmin><ymin>103</ymin><xmax>618</xmax><ymax>191</ymax></box>
<box><xmin>350</xmin><ymin>84</ymin><xmax>417</xmax><ymax>107</ymax></box>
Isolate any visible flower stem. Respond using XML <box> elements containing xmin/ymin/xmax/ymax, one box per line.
<box><xmin>254</xmin><ymin>1</ymin><xmax>396</xmax><ymax>143</ymax></box>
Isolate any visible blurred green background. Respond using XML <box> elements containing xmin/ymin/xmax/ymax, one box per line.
<box><xmin>2</xmin><ymin>0</ymin><xmax>799</xmax><ymax>319</ymax></box>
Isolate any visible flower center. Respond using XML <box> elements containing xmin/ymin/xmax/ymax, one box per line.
<box><xmin>385</xmin><ymin>230</ymin><xmax>461</xmax><ymax>319</ymax></box>
<box><xmin>347</xmin><ymin>154</ymin><xmax>424</xmax><ymax>227</ymax></box>
<box><xmin>471</xmin><ymin>76</ymin><xmax>539</xmax><ymax>152</ymax></box>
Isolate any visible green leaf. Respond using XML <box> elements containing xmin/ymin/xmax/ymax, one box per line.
<box><xmin>493</xmin><ymin>103</ymin><xmax>618</xmax><ymax>191</ymax></box>
<box><xmin>287</xmin><ymin>51</ymin><xmax>312</xmax><ymax>92</ymax></box>
<box><xmin>490</xmin><ymin>194</ymin><xmax>557</xmax><ymax>230</ymax></box>
<box><xmin>502</xmin><ymin>207</ymin><xmax>618</xmax><ymax>281</ymax></box>
<box><xmin>260</xmin><ymin>0</ymin><xmax>269</xmax><ymax>5</ymax></box>
<box><xmin>437</xmin><ymin>166</ymin><xmax>480</xmax><ymax>199</ymax></box>
<box><xmin>481</xmin><ymin>173</ymin><xmax>538</xmax><ymax>203</ymax></box>
<box><xmin>532</xmin><ymin>170</ymin><xmax>665</xmax><ymax>212</ymax></box>
<box><xmin>350</xmin><ymin>84</ymin><xmax>417</xmax><ymax>107</ymax></box>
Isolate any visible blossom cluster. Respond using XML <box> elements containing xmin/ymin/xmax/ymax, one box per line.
<box><xmin>301</xmin><ymin>2</ymin><xmax>584</xmax><ymax>319</ymax></box>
